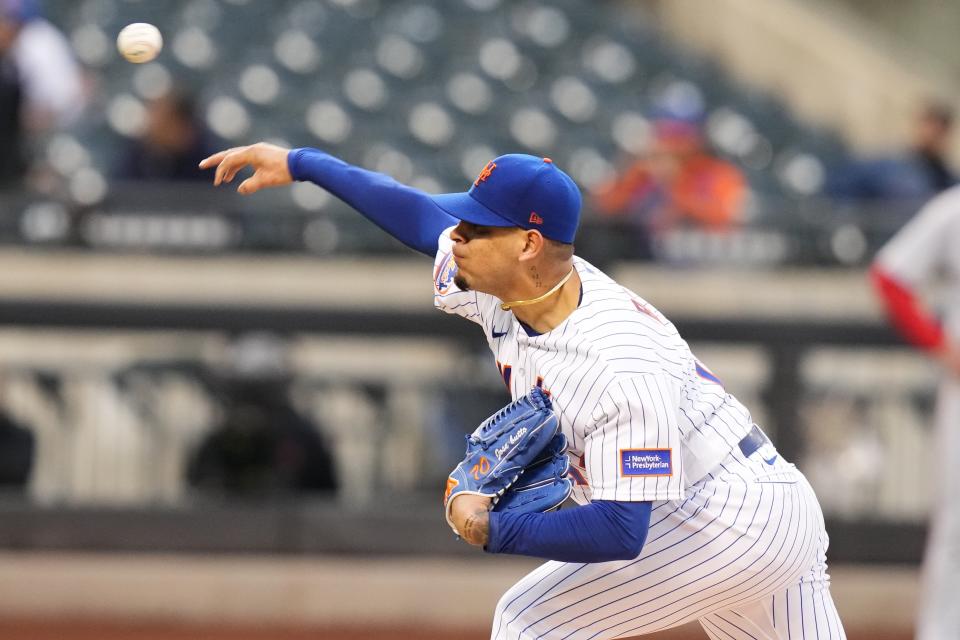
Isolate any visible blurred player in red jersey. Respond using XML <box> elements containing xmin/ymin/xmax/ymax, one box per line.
<box><xmin>871</xmin><ymin>185</ymin><xmax>960</xmax><ymax>639</ymax></box>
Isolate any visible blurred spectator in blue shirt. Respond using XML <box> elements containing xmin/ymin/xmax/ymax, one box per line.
<box><xmin>0</xmin><ymin>0</ymin><xmax>86</xmax><ymax>185</ymax></box>
<box><xmin>116</xmin><ymin>90</ymin><xmax>218</xmax><ymax>181</ymax></box>
<box><xmin>827</xmin><ymin>101</ymin><xmax>956</xmax><ymax>202</ymax></box>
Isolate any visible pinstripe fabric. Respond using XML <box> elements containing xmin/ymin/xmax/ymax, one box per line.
<box><xmin>490</xmin><ymin>449</ymin><xmax>845</xmax><ymax>639</ymax></box>
<box><xmin>699</xmin><ymin>539</ymin><xmax>846</xmax><ymax>639</ymax></box>
<box><xmin>432</xmin><ymin>229</ymin><xmax>844</xmax><ymax>638</ymax></box>
<box><xmin>433</xmin><ymin>229</ymin><xmax>760</xmax><ymax>499</ymax></box>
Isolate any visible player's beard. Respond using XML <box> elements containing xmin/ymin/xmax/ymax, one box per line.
<box><xmin>454</xmin><ymin>273</ymin><xmax>470</xmax><ymax>291</ymax></box>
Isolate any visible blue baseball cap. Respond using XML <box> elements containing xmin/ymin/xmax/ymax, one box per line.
<box><xmin>431</xmin><ymin>154</ymin><xmax>581</xmax><ymax>244</ymax></box>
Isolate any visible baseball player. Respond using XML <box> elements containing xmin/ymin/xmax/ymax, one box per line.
<box><xmin>871</xmin><ymin>186</ymin><xmax>960</xmax><ymax>640</ymax></box>
<box><xmin>201</xmin><ymin>143</ymin><xmax>846</xmax><ymax>639</ymax></box>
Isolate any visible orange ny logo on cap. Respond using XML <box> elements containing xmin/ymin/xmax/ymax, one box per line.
<box><xmin>474</xmin><ymin>161</ymin><xmax>497</xmax><ymax>187</ymax></box>
<box><xmin>529</xmin><ymin>212</ymin><xmax>543</xmax><ymax>225</ymax></box>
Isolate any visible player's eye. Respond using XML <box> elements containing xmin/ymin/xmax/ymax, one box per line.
<box><xmin>460</xmin><ymin>222</ymin><xmax>489</xmax><ymax>238</ymax></box>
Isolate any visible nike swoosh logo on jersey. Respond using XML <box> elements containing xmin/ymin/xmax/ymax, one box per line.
<box><xmin>491</xmin><ymin>328</ymin><xmax>508</xmax><ymax>339</ymax></box>
<box><xmin>763</xmin><ymin>454</ymin><xmax>778</xmax><ymax>465</ymax></box>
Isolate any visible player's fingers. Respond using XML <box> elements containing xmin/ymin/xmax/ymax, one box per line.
<box><xmin>236</xmin><ymin>174</ymin><xmax>263</xmax><ymax>195</ymax></box>
<box><xmin>221</xmin><ymin>156</ymin><xmax>249</xmax><ymax>185</ymax></box>
<box><xmin>214</xmin><ymin>149</ymin><xmax>251</xmax><ymax>186</ymax></box>
<box><xmin>213</xmin><ymin>153</ymin><xmax>237</xmax><ymax>186</ymax></box>
<box><xmin>198</xmin><ymin>150</ymin><xmax>225</xmax><ymax>170</ymax></box>
<box><xmin>198</xmin><ymin>147</ymin><xmax>239</xmax><ymax>171</ymax></box>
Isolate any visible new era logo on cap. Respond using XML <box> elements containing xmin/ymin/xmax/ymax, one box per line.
<box><xmin>430</xmin><ymin>154</ymin><xmax>582</xmax><ymax>244</ymax></box>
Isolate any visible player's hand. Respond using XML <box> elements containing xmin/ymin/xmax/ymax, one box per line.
<box><xmin>199</xmin><ymin>142</ymin><xmax>293</xmax><ymax>194</ymax></box>
<box><xmin>450</xmin><ymin>493</ymin><xmax>493</xmax><ymax>547</ymax></box>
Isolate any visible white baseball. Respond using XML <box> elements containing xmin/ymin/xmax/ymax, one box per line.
<box><xmin>117</xmin><ymin>23</ymin><xmax>163</xmax><ymax>64</ymax></box>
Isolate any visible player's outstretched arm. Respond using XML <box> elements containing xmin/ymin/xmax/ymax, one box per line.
<box><xmin>200</xmin><ymin>142</ymin><xmax>293</xmax><ymax>195</ymax></box>
<box><xmin>200</xmin><ymin>143</ymin><xmax>455</xmax><ymax>256</ymax></box>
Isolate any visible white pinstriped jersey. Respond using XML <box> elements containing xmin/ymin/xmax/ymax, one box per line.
<box><xmin>432</xmin><ymin>227</ymin><xmax>844</xmax><ymax>639</ymax></box>
<box><xmin>433</xmin><ymin>228</ymin><xmax>756</xmax><ymax>504</ymax></box>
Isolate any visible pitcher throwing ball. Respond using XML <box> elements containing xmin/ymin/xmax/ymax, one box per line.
<box><xmin>201</xmin><ymin>143</ymin><xmax>846</xmax><ymax>639</ymax></box>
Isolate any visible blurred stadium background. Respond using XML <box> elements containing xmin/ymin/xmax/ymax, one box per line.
<box><xmin>0</xmin><ymin>0</ymin><xmax>957</xmax><ymax>637</ymax></box>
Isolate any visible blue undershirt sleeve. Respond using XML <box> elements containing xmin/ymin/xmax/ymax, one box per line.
<box><xmin>287</xmin><ymin>147</ymin><xmax>457</xmax><ymax>256</ymax></box>
<box><xmin>486</xmin><ymin>500</ymin><xmax>652</xmax><ymax>563</ymax></box>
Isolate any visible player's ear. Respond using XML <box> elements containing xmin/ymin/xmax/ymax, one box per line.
<box><xmin>518</xmin><ymin>229</ymin><xmax>545</xmax><ymax>262</ymax></box>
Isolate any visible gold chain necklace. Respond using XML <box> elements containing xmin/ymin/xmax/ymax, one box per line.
<box><xmin>500</xmin><ymin>267</ymin><xmax>576</xmax><ymax>311</ymax></box>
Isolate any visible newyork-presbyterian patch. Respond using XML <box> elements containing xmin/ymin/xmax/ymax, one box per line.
<box><xmin>620</xmin><ymin>448</ymin><xmax>673</xmax><ymax>477</ymax></box>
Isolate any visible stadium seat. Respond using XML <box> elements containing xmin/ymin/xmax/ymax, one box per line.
<box><xmin>48</xmin><ymin>0</ymin><xmax>856</xmax><ymax>248</ymax></box>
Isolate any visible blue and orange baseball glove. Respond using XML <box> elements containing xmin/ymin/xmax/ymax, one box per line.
<box><xmin>443</xmin><ymin>387</ymin><xmax>571</xmax><ymax>534</ymax></box>
<box><xmin>493</xmin><ymin>431</ymin><xmax>571</xmax><ymax>515</ymax></box>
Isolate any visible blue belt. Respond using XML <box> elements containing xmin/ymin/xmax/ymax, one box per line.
<box><xmin>738</xmin><ymin>424</ymin><xmax>771</xmax><ymax>458</ymax></box>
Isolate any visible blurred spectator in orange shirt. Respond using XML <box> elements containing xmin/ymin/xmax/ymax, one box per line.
<box><xmin>594</xmin><ymin>113</ymin><xmax>746</xmax><ymax>259</ymax></box>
